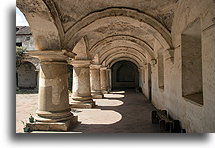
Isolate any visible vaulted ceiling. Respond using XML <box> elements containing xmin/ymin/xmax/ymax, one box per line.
<box><xmin>17</xmin><ymin>0</ymin><xmax>178</xmax><ymax>66</ymax></box>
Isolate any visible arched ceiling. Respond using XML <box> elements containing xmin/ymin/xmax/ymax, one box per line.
<box><xmin>99</xmin><ymin>47</ymin><xmax>146</xmax><ymax>64</ymax></box>
<box><xmin>64</xmin><ymin>8</ymin><xmax>173</xmax><ymax>50</ymax></box>
<box><xmin>17</xmin><ymin>0</ymin><xmax>177</xmax><ymax>64</ymax></box>
<box><xmin>89</xmin><ymin>35</ymin><xmax>153</xmax><ymax>59</ymax></box>
<box><xmin>102</xmin><ymin>50</ymin><xmax>145</xmax><ymax>68</ymax></box>
<box><xmin>108</xmin><ymin>57</ymin><xmax>141</xmax><ymax>68</ymax></box>
<box><xmin>52</xmin><ymin>0</ymin><xmax>178</xmax><ymax>32</ymax></box>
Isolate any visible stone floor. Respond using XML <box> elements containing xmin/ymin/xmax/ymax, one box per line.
<box><xmin>16</xmin><ymin>89</ymin><xmax>160</xmax><ymax>133</ymax></box>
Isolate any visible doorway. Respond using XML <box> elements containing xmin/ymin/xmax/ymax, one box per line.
<box><xmin>111</xmin><ymin>60</ymin><xmax>139</xmax><ymax>89</ymax></box>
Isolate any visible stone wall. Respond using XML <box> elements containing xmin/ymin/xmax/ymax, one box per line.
<box><xmin>17</xmin><ymin>62</ymin><xmax>38</xmax><ymax>89</ymax></box>
<box><xmin>16</xmin><ymin>35</ymin><xmax>35</xmax><ymax>50</ymax></box>
<box><xmin>148</xmin><ymin>0</ymin><xmax>215</xmax><ymax>132</ymax></box>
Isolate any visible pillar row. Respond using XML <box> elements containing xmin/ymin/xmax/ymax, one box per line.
<box><xmin>90</xmin><ymin>64</ymin><xmax>103</xmax><ymax>98</ymax></box>
<box><xmin>71</xmin><ymin>60</ymin><xmax>95</xmax><ymax>108</ymax></box>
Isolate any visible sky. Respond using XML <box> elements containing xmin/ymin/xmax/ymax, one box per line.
<box><xmin>16</xmin><ymin>7</ymin><xmax>29</xmax><ymax>26</ymax></box>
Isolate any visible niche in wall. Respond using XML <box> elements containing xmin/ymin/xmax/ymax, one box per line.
<box><xmin>181</xmin><ymin>18</ymin><xmax>203</xmax><ymax>105</ymax></box>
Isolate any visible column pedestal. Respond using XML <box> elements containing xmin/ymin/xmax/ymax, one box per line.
<box><xmin>71</xmin><ymin>60</ymin><xmax>95</xmax><ymax>108</ymax></box>
<box><xmin>26</xmin><ymin>50</ymin><xmax>77</xmax><ymax>132</ymax></box>
<box><xmin>90</xmin><ymin>64</ymin><xmax>103</xmax><ymax>99</ymax></box>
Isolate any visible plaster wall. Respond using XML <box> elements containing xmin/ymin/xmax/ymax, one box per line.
<box><xmin>147</xmin><ymin>0</ymin><xmax>215</xmax><ymax>132</ymax></box>
<box><xmin>16</xmin><ymin>35</ymin><xmax>35</xmax><ymax>50</ymax></box>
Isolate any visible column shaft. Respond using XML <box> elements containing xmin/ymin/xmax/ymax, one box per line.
<box><xmin>100</xmin><ymin>67</ymin><xmax>108</xmax><ymax>94</ymax></box>
<box><xmin>71</xmin><ymin>60</ymin><xmax>95</xmax><ymax>108</ymax></box>
<box><xmin>107</xmin><ymin>68</ymin><xmax>112</xmax><ymax>91</ymax></box>
<box><xmin>90</xmin><ymin>65</ymin><xmax>103</xmax><ymax>98</ymax></box>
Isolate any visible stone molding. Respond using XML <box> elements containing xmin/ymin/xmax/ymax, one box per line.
<box><xmin>90</xmin><ymin>64</ymin><xmax>102</xmax><ymax>69</ymax></box>
<box><xmin>100</xmin><ymin>66</ymin><xmax>107</xmax><ymax>70</ymax></box>
<box><xmin>26</xmin><ymin>50</ymin><xmax>76</xmax><ymax>62</ymax></box>
<box><xmin>71</xmin><ymin>60</ymin><xmax>91</xmax><ymax>67</ymax></box>
<box><xmin>163</xmin><ymin>48</ymin><xmax>174</xmax><ymax>63</ymax></box>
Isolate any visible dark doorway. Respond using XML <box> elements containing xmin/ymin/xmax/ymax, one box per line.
<box><xmin>111</xmin><ymin>60</ymin><xmax>139</xmax><ymax>89</ymax></box>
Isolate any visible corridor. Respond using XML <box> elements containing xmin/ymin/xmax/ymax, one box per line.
<box><xmin>16</xmin><ymin>90</ymin><xmax>160</xmax><ymax>133</ymax></box>
<box><xmin>71</xmin><ymin>89</ymin><xmax>160</xmax><ymax>133</ymax></box>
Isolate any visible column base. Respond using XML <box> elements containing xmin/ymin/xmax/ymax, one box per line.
<box><xmin>92</xmin><ymin>94</ymin><xmax>103</xmax><ymax>99</ymax></box>
<box><xmin>102</xmin><ymin>90</ymin><xmax>108</xmax><ymax>94</ymax></box>
<box><xmin>26</xmin><ymin>115</ymin><xmax>77</xmax><ymax>132</ymax></box>
<box><xmin>70</xmin><ymin>99</ymin><xmax>96</xmax><ymax>108</ymax></box>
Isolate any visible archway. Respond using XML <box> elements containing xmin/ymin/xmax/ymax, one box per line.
<box><xmin>111</xmin><ymin>60</ymin><xmax>139</xmax><ymax>89</ymax></box>
<box><xmin>16</xmin><ymin>61</ymin><xmax>37</xmax><ymax>89</ymax></box>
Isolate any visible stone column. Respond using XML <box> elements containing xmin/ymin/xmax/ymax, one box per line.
<box><xmin>71</xmin><ymin>60</ymin><xmax>95</xmax><ymax>108</ymax></box>
<box><xmin>90</xmin><ymin>64</ymin><xmax>103</xmax><ymax>98</ymax></box>
<box><xmin>107</xmin><ymin>68</ymin><xmax>112</xmax><ymax>91</ymax></box>
<box><xmin>26</xmin><ymin>50</ymin><xmax>77</xmax><ymax>132</ymax></box>
<box><xmin>100</xmin><ymin>66</ymin><xmax>108</xmax><ymax>94</ymax></box>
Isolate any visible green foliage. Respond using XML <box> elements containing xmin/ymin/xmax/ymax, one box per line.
<box><xmin>16</xmin><ymin>46</ymin><xmax>26</xmax><ymax>68</ymax></box>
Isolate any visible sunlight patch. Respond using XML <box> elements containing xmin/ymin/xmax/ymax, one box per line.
<box><xmin>80</xmin><ymin>110</ymin><xmax>122</xmax><ymax>125</ymax></box>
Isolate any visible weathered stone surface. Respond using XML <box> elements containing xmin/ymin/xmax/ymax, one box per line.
<box><xmin>26</xmin><ymin>50</ymin><xmax>77</xmax><ymax>131</ymax></box>
<box><xmin>17</xmin><ymin>62</ymin><xmax>38</xmax><ymax>89</ymax></box>
<box><xmin>90</xmin><ymin>64</ymin><xmax>103</xmax><ymax>99</ymax></box>
<box><xmin>100</xmin><ymin>67</ymin><xmax>108</xmax><ymax>94</ymax></box>
<box><xmin>16</xmin><ymin>0</ymin><xmax>215</xmax><ymax>133</ymax></box>
<box><xmin>71</xmin><ymin>60</ymin><xmax>95</xmax><ymax>108</ymax></box>
<box><xmin>27</xmin><ymin>116</ymin><xmax>77</xmax><ymax>131</ymax></box>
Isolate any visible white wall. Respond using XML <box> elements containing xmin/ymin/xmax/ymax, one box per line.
<box><xmin>142</xmin><ymin>0</ymin><xmax>215</xmax><ymax>133</ymax></box>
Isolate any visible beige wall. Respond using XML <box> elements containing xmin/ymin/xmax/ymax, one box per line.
<box><xmin>143</xmin><ymin>0</ymin><xmax>215</xmax><ymax>132</ymax></box>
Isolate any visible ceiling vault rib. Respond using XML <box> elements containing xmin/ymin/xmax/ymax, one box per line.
<box><xmin>42</xmin><ymin>0</ymin><xmax>65</xmax><ymax>48</ymax></box>
<box><xmin>103</xmin><ymin>52</ymin><xmax>144</xmax><ymax>65</ymax></box>
<box><xmin>63</xmin><ymin>7</ymin><xmax>173</xmax><ymax>49</ymax></box>
<box><xmin>107</xmin><ymin>57</ymin><xmax>141</xmax><ymax>68</ymax></box>
<box><xmin>98</xmin><ymin>46</ymin><xmax>146</xmax><ymax>59</ymax></box>
<box><xmin>90</xmin><ymin>35</ymin><xmax>155</xmax><ymax>59</ymax></box>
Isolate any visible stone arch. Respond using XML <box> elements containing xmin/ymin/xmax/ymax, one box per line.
<box><xmin>108</xmin><ymin>57</ymin><xmax>140</xmax><ymax>69</ymax></box>
<box><xmin>101</xmin><ymin>50</ymin><xmax>146</xmax><ymax>66</ymax></box>
<box><xmin>16</xmin><ymin>61</ymin><xmax>38</xmax><ymax>89</ymax></box>
<box><xmin>16</xmin><ymin>0</ymin><xmax>62</xmax><ymax>50</ymax></box>
<box><xmin>22</xmin><ymin>58</ymin><xmax>40</xmax><ymax>71</ymax></box>
<box><xmin>99</xmin><ymin>46</ymin><xmax>146</xmax><ymax>64</ymax></box>
<box><xmin>103</xmin><ymin>53</ymin><xmax>144</xmax><ymax>68</ymax></box>
<box><xmin>90</xmin><ymin>35</ymin><xmax>154</xmax><ymax>59</ymax></box>
<box><xmin>64</xmin><ymin>8</ymin><xmax>173</xmax><ymax>56</ymax></box>
<box><xmin>111</xmin><ymin>60</ymin><xmax>139</xmax><ymax>89</ymax></box>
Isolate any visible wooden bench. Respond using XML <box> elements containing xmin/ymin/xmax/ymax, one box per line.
<box><xmin>152</xmin><ymin>110</ymin><xmax>186</xmax><ymax>133</ymax></box>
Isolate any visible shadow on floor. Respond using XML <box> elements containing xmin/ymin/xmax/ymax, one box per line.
<box><xmin>71</xmin><ymin>89</ymin><xmax>160</xmax><ymax>133</ymax></box>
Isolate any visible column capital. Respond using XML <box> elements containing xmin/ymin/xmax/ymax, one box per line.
<box><xmin>90</xmin><ymin>64</ymin><xmax>102</xmax><ymax>69</ymax></box>
<box><xmin>138</xmin><ymin>66</ymin><xmax>144</xmax><ymax>70</ymax></box>
<box><xmin>100</xmin><ymin>66</ymin><xmax>107</xmax><ymax>70</ymax></box>
<box><xmin>106</xmin><ymin>68</ymin><xmax>111</xmax><ymax>72</ymax></box>
<box><xmin>163</xmin><ymin>48</ymin><xmax>175</xmax><ymax>63</ymax></box>
<box><xmin>71</xmin><ymin>60</ymin><xmax>91</xmax><ymax>67</ymax></box>
<box><xmin>26</xmin><ymin>50</ymin><xmax>76</xmax><ymax>62</ymax></box>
